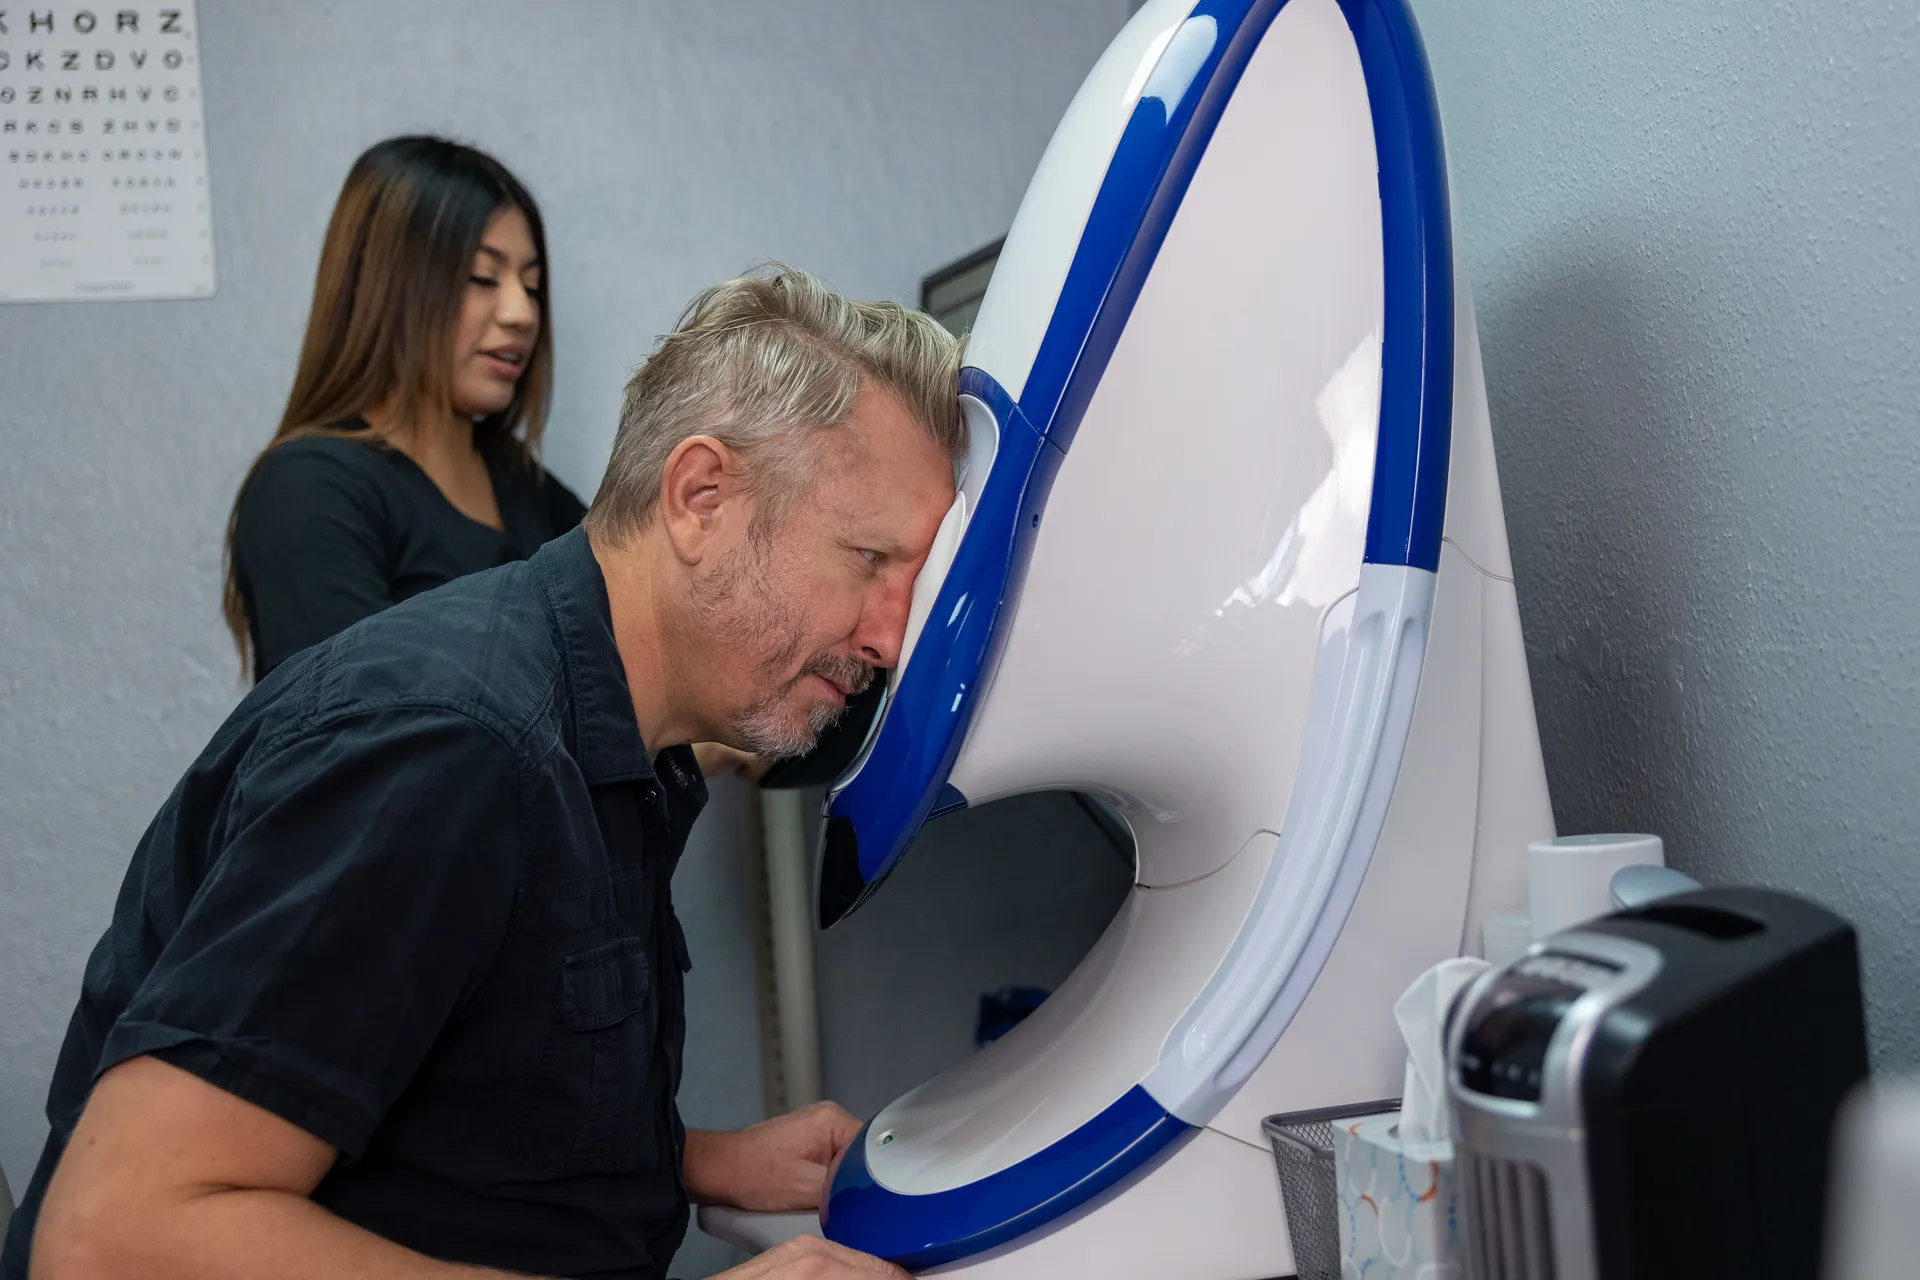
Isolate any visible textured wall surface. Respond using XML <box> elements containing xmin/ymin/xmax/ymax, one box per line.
<box><xmin>1415</xmin><ymin>0</ymin><xmax>1920</xmax><ymax>1063</ymax></box>
<box><xmin>0</xmin><ymin>3</ymin><xmax>1129</xmax><ymax>1273</ymax></box>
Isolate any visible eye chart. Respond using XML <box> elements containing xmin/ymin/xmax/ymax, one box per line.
<box><xmin>1</xmin><ymin>4</ymin><xmax>214</xmax><ymax>303</ymax></box>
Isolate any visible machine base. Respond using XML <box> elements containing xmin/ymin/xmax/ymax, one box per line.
<box><xmin>700</xmin><ymin>1125</ymin><xmax>1291</xmax><ymax>1279</ymax></box>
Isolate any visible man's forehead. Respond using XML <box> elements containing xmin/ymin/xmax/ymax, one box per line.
<box><xmin>829</xmin><ymin>399</ymin><xmax>954</xmax><ymax>482</ymax></box>
<box><xmin>815</xmin><ymin>469</ymin><xmax>949</xmax><ymax>533</ymax></box>
<box><xmin>849</xmin><ymin>384</ymin><xmax>954</xmax><ymax>460</ymax></box>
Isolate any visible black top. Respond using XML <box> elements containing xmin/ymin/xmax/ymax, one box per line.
<box><xmin>3</xmin><ymin>530</ymin><xmax>709</xmax><ymax>1280</ymax></box>
<box><xmin>232</xmin><ymin>428</ymin><xmax>588</xmax><ymax>680</ymax></box>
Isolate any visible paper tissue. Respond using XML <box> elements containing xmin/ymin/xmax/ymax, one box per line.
<box><xmin>1333</xmin><ymin>957</ymin><xmax>1488</xmax><ymax>1279</ymax></box>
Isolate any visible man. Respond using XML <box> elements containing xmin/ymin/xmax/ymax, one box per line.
<box><xmin>4</xmin><ymin>268</ymin><xmax>965</xmax><ymax>1280</ymax></box>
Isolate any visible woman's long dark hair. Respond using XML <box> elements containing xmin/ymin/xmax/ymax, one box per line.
<box><xmin>221</xmin><ymin>135</ymin><xmax>554</xmax><ymax>674</ymax></box>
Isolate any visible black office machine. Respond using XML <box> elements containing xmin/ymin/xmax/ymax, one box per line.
<box><xmin>1446</xmin><ymin>886</ymin><xmax>1868</xmax><ymax>1279</ymax></box>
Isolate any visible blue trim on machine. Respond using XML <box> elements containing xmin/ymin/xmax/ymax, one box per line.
<box><xmin>822</xmin><ymin>1086</ymin><xmax>1195</xmax><ymax>1270</ymax></box>
<box><xmin>1021</xmin><ymin>0</ymin><xmax>1287</xmax><ymax>452</ymax></box>
<box><xmin>1342</xmin><ymin>0</ymin><xmax>1453</xmax><ymax>571</ymax></box>
<box><xmin>928</xmin><ymin>783</ymin><xmax>969</xmax><ymax>821</ymax></box>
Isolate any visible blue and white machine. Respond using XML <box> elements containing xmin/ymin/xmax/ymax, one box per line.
<box><xmin>708</xmin><ymin>0</ymin><xmax>1555</xmax><ymax>1273</ymax></box>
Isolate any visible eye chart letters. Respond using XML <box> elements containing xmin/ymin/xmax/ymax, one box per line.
<box><xmin>1</xmin><ymin>4</ymin><xmax>215</xmax><ymax>302</ymax></box>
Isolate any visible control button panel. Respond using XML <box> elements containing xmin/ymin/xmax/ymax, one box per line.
<box><xmin>1456</xmin><ymin>952</ymin><xmax>1621</xmax><ymax>1102</ymax></box>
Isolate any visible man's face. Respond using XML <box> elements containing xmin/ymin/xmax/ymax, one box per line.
<box><xmin>692</xmin><ymin>386</ymin><xmax>955</xmax><ymax>758</ymax></box>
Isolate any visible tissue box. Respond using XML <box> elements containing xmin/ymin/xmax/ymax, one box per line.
<box><xmin>1333</xmin><ymin>1114</ymin><xmax>1462</xmax><ymax>1279</ymax></box>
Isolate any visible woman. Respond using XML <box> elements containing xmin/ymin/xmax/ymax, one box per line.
<box><xmin>224</xmin><ymin>135</ymin><xmax>583</xmax><ymax>682</ymax></box>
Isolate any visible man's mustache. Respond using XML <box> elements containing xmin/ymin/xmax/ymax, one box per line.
<box><xmin>804</xmin><ymin>652</ymin><xmax>876</xmax><ymax>699</ymax></box>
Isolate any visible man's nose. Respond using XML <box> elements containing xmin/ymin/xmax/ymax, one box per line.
<box><xmin>853</xmin><ymin>575</ymin><xmax>916</xmax><ymax>670</ymax></box>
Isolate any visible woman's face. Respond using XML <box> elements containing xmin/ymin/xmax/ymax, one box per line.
<box><xmin>450</xmin><ymin>204</ymin><xmax>542</xmax><ymax>418</ymax></box>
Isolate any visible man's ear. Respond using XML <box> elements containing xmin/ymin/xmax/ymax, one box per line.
<box><xmin>658</xmin><ymin>435</ymin><xmax>747</xmax><ymax>567</ymax></box>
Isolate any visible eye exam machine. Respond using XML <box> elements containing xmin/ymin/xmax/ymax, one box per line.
<box><xmin>706</xmin><ymin>0</ymin><xmax>1555</xmax><ymax>1273</ymax></box>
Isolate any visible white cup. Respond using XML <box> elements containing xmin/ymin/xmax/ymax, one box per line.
<box><xmin>1527</xmin><ymin>833</ymin><xmax>1665</xmax><ymax>941</ymax></box>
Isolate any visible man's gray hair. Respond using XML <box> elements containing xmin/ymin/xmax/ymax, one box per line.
<box><xmin>585</xmin><ymin>265</ymin><xmax>966</xmax><ymax>543</ymax></box>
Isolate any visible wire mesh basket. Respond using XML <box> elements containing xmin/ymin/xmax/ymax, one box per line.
<box><xmin>1263</xmin><ymin>1099</ymin><xmax>1401</xmax><ymax>1280</ymax></box>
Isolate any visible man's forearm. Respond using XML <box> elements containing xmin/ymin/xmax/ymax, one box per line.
<box><xmin>34</xmin><ymin>1057</ymin><xmax>543</xmax><ymax>1280</ymax></box>
<box><xmin>36</xmin><ymin>1183</ymin><xmax>541</xmax><ymax>1280</ymax></box>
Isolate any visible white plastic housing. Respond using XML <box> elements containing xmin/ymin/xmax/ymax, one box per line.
<box><xmin>704</xmin><ymin>0</ymin><xmax>1557</xmax><ymax>1272</ymax></box>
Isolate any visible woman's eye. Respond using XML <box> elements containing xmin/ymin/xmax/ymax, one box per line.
<box><xmin>524</xmin><ymin>285</ymin><xmax>544</xmax><ymax>301</ymax></box>
<box><xmin>469</xmin><ymin>275</ymin><xmax>499</xmax><ymax>288</ymax></box>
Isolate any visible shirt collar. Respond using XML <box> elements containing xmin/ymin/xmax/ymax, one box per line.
<box><xmin>530</xmin><ymin>527</ymin><xmax>661</xmax><ymax>788</ymax></box>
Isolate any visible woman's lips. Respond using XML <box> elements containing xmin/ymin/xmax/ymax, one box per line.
<box><xmin>478</xmin><ymin>349</ymin><xmax>526</xmax><ymax>379</ymax></box>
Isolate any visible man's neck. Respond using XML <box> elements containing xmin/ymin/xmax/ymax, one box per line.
<box><xmin>593</xmin><ymin>530</ymin><xmax>701</xmax><ymax>753</ymax></box>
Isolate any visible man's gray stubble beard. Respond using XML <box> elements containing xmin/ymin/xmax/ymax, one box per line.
<box><xmin>692</xmin><ymin>534</ymin><xmax>877</xmax><ymax>760</ymax></box>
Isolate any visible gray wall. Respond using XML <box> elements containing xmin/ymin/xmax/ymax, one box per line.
<box><xmin>1415</xmin><ymin>0</ymin><xmax>1920</xmax><ymax>1063</ymax></box>
<box><xmin>0</xmin><ymin>3</ymin><xmax>1131</xmax><ymax>1275</ymax></box>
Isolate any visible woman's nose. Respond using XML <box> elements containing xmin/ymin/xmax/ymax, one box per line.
<box><xmin>500</xmin><ymin>280</ymin><xmax>539</xmax><ymax>329</ymax></box>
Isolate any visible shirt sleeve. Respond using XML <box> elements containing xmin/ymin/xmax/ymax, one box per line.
<box><xmin>234</xmin><ymin>442</ymin><xmax>396</xmax><ymax>679</ymax></box>
<box><xmin>102</xmin><ymin>708</ymin><xmax>523</xmax><ymax>1160</ymax></box>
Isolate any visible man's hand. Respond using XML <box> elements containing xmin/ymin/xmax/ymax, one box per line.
<box><xmin>685</xmin><ymin>1102</ymin><xmax>864</xmax><ymax>1213</ymax></box>
<box><xmin>716</xmin><ymin>1236</ymin><xmax>906</xmax><ymax>1278</ymax></box>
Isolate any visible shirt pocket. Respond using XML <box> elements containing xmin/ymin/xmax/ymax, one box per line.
<box><xmin>511</xmin><ymin>935</ymin><xmax>657</xmax><ymax>1171</ymax></box>
<box><xmin>562</xmin><ymin>936</ymin><xmax>651</xmax><ymax>1029</ymax></box>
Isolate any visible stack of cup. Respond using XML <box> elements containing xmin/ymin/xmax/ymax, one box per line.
<box><xmin>1527</xmin><ymin>833</ymin><xmax>1666</xmax><ymax>940</ymax></box>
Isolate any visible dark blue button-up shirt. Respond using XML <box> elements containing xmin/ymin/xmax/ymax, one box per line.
<box><xmin>3</xmin><ymin>528</ymin><xmax>709</xmax><ymax>1280</ymax></box>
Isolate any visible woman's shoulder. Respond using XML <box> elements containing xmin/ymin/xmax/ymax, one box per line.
<box><xmin>241</xmin><ymin>430</ymin><xmax>398</xmax><ymax>516</ymax></box>
<box><xmin>254</xmin><ymin>427</ymin><xmax>389</xmax><ymax>474</ymax></box>
<box><xmin>489</xmin><ymin>439</ymin><xmax>588</xmax><ymax>532</ymax></box>
<box><xmin>537</xmin><ymin>464</ymin><xmax>588</xmax><ymax>530</ymax></box>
